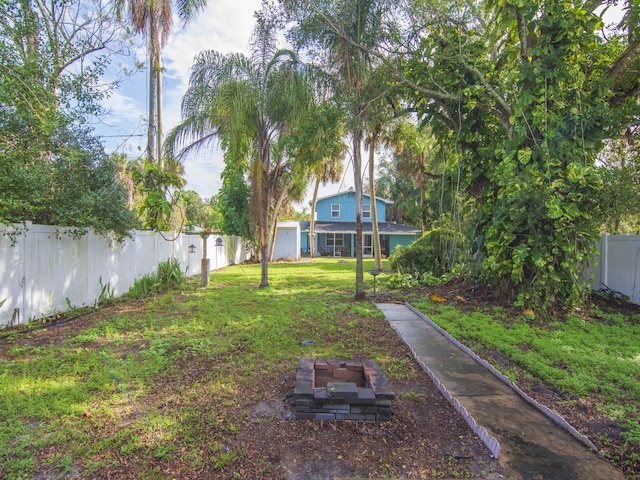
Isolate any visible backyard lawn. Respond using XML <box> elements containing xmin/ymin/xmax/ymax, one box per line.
<box><xmin>1</xmin><ymin>258</ymin><xmax>638</xmax><ymax>479</ymax></box>
<box><xmin>0</xmin><ymin>259</ymin><xmax>502</xmax><ymax>479</ymax></box>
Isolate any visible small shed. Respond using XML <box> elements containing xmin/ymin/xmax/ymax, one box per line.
<box><xmin>272</xmin><ymin>221</ymin><xmax>300</xmax><ymax>261</ymax></box>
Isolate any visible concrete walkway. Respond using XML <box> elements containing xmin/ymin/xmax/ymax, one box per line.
<box><xmin>376</xmin><ymin>303</ymin><xmax>625</xmax><ymax>480</ymax></box>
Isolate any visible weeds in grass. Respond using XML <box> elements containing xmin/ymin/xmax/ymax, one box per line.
<box><xmin>127</xmin><ymin>272</ymin><xmax>161</xmax><ymax>298</ymax></box>
<box><xmin>95</xmin><ymin>277</ymin><xmax>114</xmax><ymax>308</ymax></box>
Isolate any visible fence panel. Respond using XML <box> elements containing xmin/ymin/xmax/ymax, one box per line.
<box><xmin>0</xmin><ymin>223</ymin><xmax>246</xmax><ymax>326</ymax></box>
<box><xmin>586</xmin><ymin>234</ymin><xmax>640</xmax><ymax>305</ymax></box>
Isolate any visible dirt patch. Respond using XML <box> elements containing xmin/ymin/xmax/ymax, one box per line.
<box><xmin>228</xmin><ymin>372</ymin><xmax>501</xmax><ymax>479</ymax></box>
<box><xmin>0</xmin><ymin>295</ymin><xmax>504</xmax><ymax>479</ymax></box>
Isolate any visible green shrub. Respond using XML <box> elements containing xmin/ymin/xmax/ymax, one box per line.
<box><xmin>389</xmin><ymin>227</ymin><xmax>463</xmax><ymax>277</ymax></box>
<box><xmin>127</xmin><ymin>273</ymin><xmax>162</xmax><ymax>298</ymax></box>
<box><xmin>157</xmin><ymin>257</ymin><xmax>185</xmax><ymax>290</ymax></box>
<box><xmin>387</xmin><ymin>273</ymin><xmax>417</xmax><ymax>289</ymax></box>
<box><xmin>126</xmin><ymin>257</ymin><xmax>185</xmax><ymax>298</ymax></box>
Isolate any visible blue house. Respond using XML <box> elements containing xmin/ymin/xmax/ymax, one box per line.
<box><xmin>299</xmin><ymin>191</ymin><xmax>420</xmax><ymax>258</ymax></box>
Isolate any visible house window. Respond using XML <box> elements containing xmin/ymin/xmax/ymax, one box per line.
<box><xmin>363</xmin><ymin>204</ymin><xmax>371</xmax><ymax>219</ymax></box>
<box><xmin>326</xmin><ymin>233</ymin><xmax>344</xmax><ymax>247</ymax></box>
<box><xmin>331</xmin><ymin>204</ymin><xmax>340</xmax><ymax>218</ymax></box>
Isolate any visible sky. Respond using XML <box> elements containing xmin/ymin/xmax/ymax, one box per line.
<box><xmin>96</xmin><ymin>0</ymin><xmax>353</xmax><ymax>210</ymax></box>
<box><xmin>96</xmin><ymin>1</ymin><xmax>625</xmax><ymax>208</ymax></box>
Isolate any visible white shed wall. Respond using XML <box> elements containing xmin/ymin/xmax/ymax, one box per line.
<box><xmin>273</xmin><ymin>222</ymin><xmax>300</xmax><ymax>261</ymax></box>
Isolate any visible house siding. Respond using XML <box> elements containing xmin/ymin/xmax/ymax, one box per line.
<box><xmin>287</xmin><ymin>192</ymin><xmax>418</xmax><ymax>258</ymax></box>
<box><xmin>316</xmin><ymin>192</ymin><xmax>387</xmax><ymax>222</ymax></box>
<box><xmin>390</xmin><ymin>235</ymin><xmax>417</xmax><ymax>254</ymax></box>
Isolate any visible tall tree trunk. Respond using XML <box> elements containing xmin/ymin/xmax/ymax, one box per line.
<box><xmin>260</xmin><ymin>192</ymin><xmax>270</xmax><ymax>287</ymax></box>
<box><xmin>147</xmin><ymin>24</ymin><xmax>157</xmax><ymax>164</ymax></box>
<box><xmin>258</xmin><ymin>142</ymin><xmax>270</xmax><ymax>288</ymax></box>
<box><xmin>269</xmin><ymin>187</ymin><xmax>288</xmax><ymax>262</ymax></box>
<box><xmin>369</xmin><ymin>134</ymin><xmax>382</xmax><ymax>271</ymax></box>
<box><xmin>420</xmin><ymin>180</ymin><xmax>426</xmax><ymax>234</ymax></box>
<box><xmin>156</xmin><ymin>52</ymin><xmax>163</xmax><ymax>169</ymax></box>
<box><xmin>353</xmin><ymin>130</ymin><xmax>365</xmax><ymax>299</ymax></box>
<box><xmin>20</xmin><ymin>0</ymin><xmax>38</xmax><ymax>66</ymax></box>
<box><xmin>310</xmin><ymin>178</ymin><xmax>320</xmax><ymax>257</ymax></box>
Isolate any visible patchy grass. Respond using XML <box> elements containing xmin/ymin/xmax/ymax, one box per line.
<box><xmin>0</xmin><ymin>259</ymin><xmax>500</xmax><ymax>479</ymax></box>
<box><xmin>403</xmin><ymin>286</ymin><xmax>640</xmax><ymax>478</ymax></box>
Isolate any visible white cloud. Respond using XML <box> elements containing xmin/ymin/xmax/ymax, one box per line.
<box><xmin>97</xmin><ymin>0</ymin><xmax>261</xmax><ymax>198</ymax></box>
<box><xmin>96</xmin><ymin>86</ymin><xmax>147</xmax><ymax>155</ymax></box>
<box><xmin>162</xmin><ymin>0</ymin><xmax>261</xmax><ymax>198</ymax></box>
<box><xmin>100</xmin><ymin>88</ymin><xmax>146</xmax><ymax>126</ymax></box>
<box><xmin>163</xmin><ymin>0</ymin><xmax>261</xmax><ymax>92</ymax></box>
<box><xmin>182</xmin><ymin>146</ymin><xmax>226</xmax><ymax>199</ymax></box>
<box><xmin>159</xmin><ymin>0</ymin><xmax>262</xmax><ymax>151</ymax></box>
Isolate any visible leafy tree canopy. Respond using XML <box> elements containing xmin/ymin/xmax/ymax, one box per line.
<box><xmin>393</xmin><ymin>0</ymin><xmax>640</xmax><ymax>309</ymax></box>
<box><xmin>0</xmin><ymin>0</ymin><xmax>139</xmax><ymax>238</ymax></box>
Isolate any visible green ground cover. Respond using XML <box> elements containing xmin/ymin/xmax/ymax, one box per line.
<box><xmin>2</xmin><ymin>258</ymin><xmax>638</xmax><ymax>478</ymax></box>
<box><xmin>0</xmin><ymin>258</ymin><xmax>422</xmax><ymax>479</ymax></box>
<box><xmin>407</xmin><ymin>293</ymin><xmax>640</xmax><ymax>476</ymax></box>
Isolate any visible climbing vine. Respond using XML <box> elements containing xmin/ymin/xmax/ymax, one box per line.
<box><xmin>402</xmin><ymin>0</ymin><xmax>635</xmax><ymax>310</ymax></box>
<box><xmin>133</xmin><ymin>161</ymin><xmax>184</xmax><ymax>232</ymax></box>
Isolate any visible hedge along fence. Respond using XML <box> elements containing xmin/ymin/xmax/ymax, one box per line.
<box><xmin>0</xmin><ymin>222</ymin><xmax>246</xmax><ymax>327</ymax></box>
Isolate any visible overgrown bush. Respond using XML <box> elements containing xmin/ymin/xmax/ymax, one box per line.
<box><xmin>387</xmin><ymin>270</ymin><xmax>459</xmax><ymax>290</ymax></box>
<box><xmin>389</xmin><ymin>227</ymin><xmax>464</xmax><ymax>277</ymax></box>
<box><xmin>127</xmin><ymin>257</ymin><xmax>185</xmax><ymax>298</ymax></box>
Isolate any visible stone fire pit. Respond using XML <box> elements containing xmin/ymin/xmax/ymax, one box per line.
<box><xmin>294</xmin><ymin>358</ymin><xmax>395</xmax><ymax>421</ymax></box>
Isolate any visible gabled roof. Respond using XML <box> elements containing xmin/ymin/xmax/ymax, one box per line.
<box><xmin>315</xmin><ymin>191</ymin><xmax>393</xmax><ymax>205</ymax></box>
<box><xmin>300</xmin><ymin>221</ymin><xmax>419</xmax><ymax>235</ymax></box>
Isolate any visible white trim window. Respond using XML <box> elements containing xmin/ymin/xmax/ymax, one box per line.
<box><xmin>331</xmin><ymin>204</ymin><xmax>340</xmax><ymax>218</ymax></box>
<box><xmin>363</xmin><ymin>204</ymin><xmax>371</xmax><ymax>219</ymax></box>
<box><xmin>326</xmin><ymin>233</ymin><xmax>344</xmax><ymax>247</ymax></box>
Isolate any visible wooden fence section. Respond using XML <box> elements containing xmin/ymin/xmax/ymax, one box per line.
<box><xmin>0</xmin><ymin>223</ymin><xmax>246</xmax><ymax>326</ymax></box>
<box><xmin>586</xmin><ymin>234</ymin><xmax>640</xmax><ymax>305</ymax></box>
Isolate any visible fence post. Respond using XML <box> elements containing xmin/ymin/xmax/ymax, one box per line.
<box><xmin>20</xmin><ymin>222</ymin><xmax>31</xmax><ymax>325</ymax></box>
<box><xmin>601</xmin><ymin>233</ymin><xmax>609</xmax><ymax>289</ymax></box>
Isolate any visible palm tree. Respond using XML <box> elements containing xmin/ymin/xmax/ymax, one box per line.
<box><xmin>289</xmin><ymin>103</ymin><xmax>346</xmax><ymax>258</ymax></box>
<box><xmin>287</xmin><ymin>0</ymin><xmax>387</xmax><ymax>298</ymax></box>
<box><xmin>117</xmin><ymin>0</ymin><xmax>206</xmax><ymax>167</ymax></box>
<box><xmin>167</xmin><ymin>20</ymin><xmax>311</xmax><ymax>287</ymax></box>
<box><xmin>388</xmin><ymin>121</ymin><xmax>439</xmax><ymax>234</ymax></box>
<box><xmin>366</xmin><ymin>126</ymin><xmax>384</xmax><ymax>271</ymax></box>
<box><xmin>309</xmin><ymin>154</ymin><xmax>344</xmax><ymax>257</ymax></box>
<box><xmin>375</xmin><ymin>157</ymin><xmax>420</xmax><ymax>225</ymax></box>
<box><xmin>363</xmin><ymin>66</ymin><xmax>400</xmax><ymax>271</ymax></box>
<box><xmin>267</xmin><ymin>142</ymin><xmax>309</xmax><ymax>262</ymax></box>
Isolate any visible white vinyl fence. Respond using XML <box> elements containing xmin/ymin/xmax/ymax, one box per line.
<box><xmin>0</xmin><ymin>222</ymin><xmax>247</xmax><ymax>327</ymax></box>
<box><xmin>586</xmin><ymin>234</ymin><xmax>640</xmax><ymax>305</ymax></box>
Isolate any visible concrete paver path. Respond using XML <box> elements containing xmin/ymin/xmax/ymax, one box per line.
<box><xmin>376</xmin><ymin>303</ymin><xmax>625</xmax><ymax>480</ymax></box>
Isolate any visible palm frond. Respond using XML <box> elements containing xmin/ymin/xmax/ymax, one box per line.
<box><xmin>249</xmin><ymin>19</ymin><xmax>278</xmax><ymax>80</ymax></box>
<box><xmin>175</xmin><ymin>0</ymin><xmax>207</xmax><ymax>24</ymax></box>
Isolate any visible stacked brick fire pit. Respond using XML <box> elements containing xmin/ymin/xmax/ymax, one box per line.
<box><xmin>294</xmin><ymin>358</ymin><xmax>395</xmax><ymax>421</ymax></box>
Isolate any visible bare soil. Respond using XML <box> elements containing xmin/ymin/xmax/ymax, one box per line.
<box><xmin>4</xmin><ymin>278</ymin><xmax>636</xmax><ymax>479</ymax></box>
<box><xmin>1</xmin><ymin>297</ymin><xmax>504</xmax><ymax>480</ymax></box>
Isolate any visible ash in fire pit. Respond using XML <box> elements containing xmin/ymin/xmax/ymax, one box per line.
<box><xmin>294</xmin><ymin>359</ymin><xmax>395</xmax><ymax>421</ymax></box>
